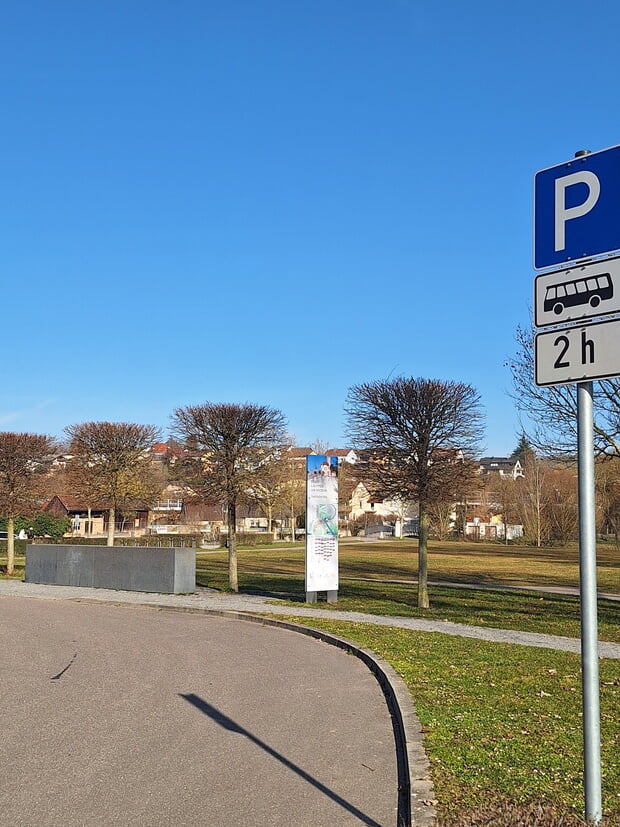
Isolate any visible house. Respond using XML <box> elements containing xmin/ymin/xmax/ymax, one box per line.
<box><xmin>326</xmin><ymin>448</ymin><xmax>359</xmax><ymax>465</ymax></box>
<box><xmin>236</xmin><ymin>504</ymin><xmax>270</xmax><ymax>533</ymax></box>
<box><xmin>478</xmin><ymin>457</ymin><xmax>524</xmax><ymax>479</ymax></box>
<box><xmin>287</xmin><ymin>447</ymin><xmax>359</xmax><ymax>465</ymax></box>
<box><xmin>464</xmin><ymin>517</ymin><xmax>523</xmax><ymax>541</ymax></box>
<box><xmin>175</xmin><ymin>498</ymin><xmax>273</xmax><ymax>535</ymax></box>
<box><xmin>177</xmin><ymin>498</ymin><xmax>226</xmax><ymax>534</ymax></box>
<box><xmin>288</xmin><ymin>446</ymin><xmax>315</xmax><ymax>460</ymax></box>
<box><xmin>150</xmin><ymin>443</ymin><xmax>169</xmax><ymax>461</ymax></box>
<box><xmin>43</xmin><ymin>495</ymin><xmax>150</xmax><ymax>536</ymax></box>
<box><xmin>348</xmin><ymin>482</ymin><xmax>412</xmax><ymax>521</ymax></box>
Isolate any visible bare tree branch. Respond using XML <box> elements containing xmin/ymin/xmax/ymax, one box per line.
<box><xmin>507</xmin><ymin>324</ymin><xmax>620</xmax><ymax>458</ymax></box>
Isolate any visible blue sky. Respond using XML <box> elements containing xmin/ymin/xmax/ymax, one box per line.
<box><xmin>2</xmin><ymin>0</ymin><xmax>619</xmax><ymax>454</ymax></box>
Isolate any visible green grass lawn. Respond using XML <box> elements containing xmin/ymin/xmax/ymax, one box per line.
<box><xmin>194</xmin><ymin>539</ymin><xmax>620</xmax><ymax>642</ymax></box>
<box><xmin>197</xmin><ymin>536</ymin><xmax>620</xmax><ymax>591</ymax></box>
<box><xmin>4</xmin><ymin>538</ymin><xmax>618</xmax><ymax>642</ymax></box>
<box><xmin>274</xmin><ymin>616</ymin><xmax>620</xmax><ymax>826</ymax></box>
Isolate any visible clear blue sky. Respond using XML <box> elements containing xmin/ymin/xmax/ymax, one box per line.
<box><xmin>2</xmin><ymin>0</ymin><xmax>619</xmax><ymax>454</ymax></box>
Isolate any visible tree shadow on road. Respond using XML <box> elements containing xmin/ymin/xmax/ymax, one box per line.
<box><xmin>179</xmin><ymin>693</ymin><xmax>385</xmax><ymax>827</ymax></box>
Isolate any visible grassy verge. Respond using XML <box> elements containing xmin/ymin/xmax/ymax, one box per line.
<box><xmin>195</xmin><ymin>547</ymin><xmax>620</xmax><ymax>643</ymax></box>
<box><xmin>274</xmin><ymin>615</ymin><xmax>620</xmax><ymax>826</ymax></box>
<box><xmin>197</xmin><ymin>537</ymin><xmax>620</xmax><ymax>592</ymax></box>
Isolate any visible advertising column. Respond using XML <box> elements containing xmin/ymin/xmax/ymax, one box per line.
<box><xmin>305</xmin><ymin>455</ymin><xmax>338</xmax><ymax>602</ymax></box>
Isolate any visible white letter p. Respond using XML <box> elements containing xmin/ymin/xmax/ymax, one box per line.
<box><xmin>554</xmin><ymin>171</ymin><xmax>600</xmax><ymax>252</ymax></box>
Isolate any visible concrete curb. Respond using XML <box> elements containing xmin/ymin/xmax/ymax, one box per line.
<box><xmin>219</xmin><ymin>610</ymin><xmax>437</xmax><ymax>827</ymax></box>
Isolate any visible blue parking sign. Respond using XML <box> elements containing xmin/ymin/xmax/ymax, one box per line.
<box><xmin>534</xmin><ymin>145</ymin><xmax>620</xmax><ymax>270</ymax></box>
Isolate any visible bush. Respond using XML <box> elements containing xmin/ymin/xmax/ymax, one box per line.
<box><xmin>29</xmin><ymin>534</ymin><xmax>200</xmax><ymax>547</ymax></box>
<box><xmin>234</xmin><ymin>533</ymin><xmax>279</xmax><ymax>547</ymax></box>
<box><xmin>0</xmin><ymin>513</ymin><xmax>72</xmax><ymax>538</ymax></box>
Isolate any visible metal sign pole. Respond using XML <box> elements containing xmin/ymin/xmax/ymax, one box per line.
<box><xmin>577</xmin><ymin>380</ymin><xmax>602</xmax><ymax>824</ymax></box>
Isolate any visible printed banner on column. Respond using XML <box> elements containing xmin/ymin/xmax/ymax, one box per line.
<box><xmin>305</xmin><ymin>455</ymin><xmax>339</xmax><ymax>592</ymax></box>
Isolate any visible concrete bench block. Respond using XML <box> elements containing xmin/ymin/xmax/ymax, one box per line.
<box><xmin>25</xmin><ymin>544</ymin><xmax>196</xmax><ymax>594</ymax></box>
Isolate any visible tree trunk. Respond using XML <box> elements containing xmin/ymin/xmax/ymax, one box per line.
<box><xmin>6</xmin><ymin>515</ymin><xmax>15</xmax><ymax>576</ymax></box>
<box><xmin>228</xmin><ymin>499</ymin><xmax>238</xmax><ymax>592</ymax></box>
<box><xmin>536</xmin><ymin>481</ymin><xmax>542</xmax><ymax>548</ymax></box>
<box><xmin>290</xmin><ymin>499</ymin><xmax>295</xmax><ymax>542</ymax></box>
<box><xmin>461</xmin><ymin>495</ymin><xmax>467</xmax><ymax>538</ymax></box>
<box><xmin>417</xmin><ymin>504</ymin><xmax>430</xmax><ymax>608</ymax></box>
<box><xmin>87</xmin><ymin>506</ymin><xmax>92</xmax><ymax>535</ymax></box>
<box><xmin>107</xmin><ymin>506</ymin><xmax>115</xmax><ymax>546</ymax></box>
<box><xmin>268</xmin><ymin>503</ymin><xmax>275</xmax><ymax>541</ymax></box>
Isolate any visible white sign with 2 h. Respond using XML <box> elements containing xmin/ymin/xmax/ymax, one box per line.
<box><xmin>535</xmin><ymin>318</ymin><xmax>620</xmax><ymax>386</ymax></box>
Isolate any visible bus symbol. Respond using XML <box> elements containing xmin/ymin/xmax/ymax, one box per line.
<box><xmin>544</xmin><ymin>273</ymin><xmax>613</xmax><ymax>316</ymax></box>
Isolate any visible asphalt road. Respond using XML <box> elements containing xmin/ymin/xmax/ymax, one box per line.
<box><xmin>0</xmin><ymin>597</ymin><xmax>400</xmax><ymax>827</ymax></box>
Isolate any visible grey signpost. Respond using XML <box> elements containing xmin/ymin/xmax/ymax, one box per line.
<box><xmin>532</xmin><ymin>147</ymin><xmax>620</xmax><ymax>825</ymax></box>
<box><xmin>577</xmin><ymin>380</ymin><xmax>602</xmax><ymax>823</ymax></box>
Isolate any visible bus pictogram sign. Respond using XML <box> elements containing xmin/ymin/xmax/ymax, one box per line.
<box><xmin>534</xmin><ymin>256</ymin><xmax>620</xmax><ymax>329</ymax></box>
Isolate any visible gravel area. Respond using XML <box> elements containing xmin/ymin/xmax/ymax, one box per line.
<box><xmin>2</xmin><ymin>580</ymin><xmax>619</xmax><ymax>658</ymax></box>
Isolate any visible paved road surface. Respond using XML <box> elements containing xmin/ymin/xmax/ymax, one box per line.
<box><xmin>0</xmin><ymin>596</ymin><xmax>403</xmax><ymax>827</ymax></box>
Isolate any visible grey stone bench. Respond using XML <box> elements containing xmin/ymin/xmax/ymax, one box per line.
<box><xmin>25</xmin><ymin>544</ymin><xmax>196</xmax><ymax>594</ymax></box>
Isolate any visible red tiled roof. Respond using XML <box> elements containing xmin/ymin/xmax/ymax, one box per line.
<box><xmin>288</xmin><ymin>447</ymin><xmax>314</xmax><ymax>458</ymax></box>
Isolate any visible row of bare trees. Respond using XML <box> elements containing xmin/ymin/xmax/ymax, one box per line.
<box><xmin>7</xmin><ymin>344</ymin><xmax>609</xmax><ymax>609</ymax></box>
<box><xmin>482</xmin><ymin>455</ymin><xmax>578</xmax><ymax>546</ymax></box>
<box><xmin>0</xmin><ymin>404</ymin><xmax>294</xmax><ymax>587</ymax></box>
<box><xmin>1</xmin><ymin>378</ymin><xmax>486</xmax><ymax>608</ymax></box>
<box><xmin>0</xmin><ymin>423</ymin><xmax>164</xmax><ymax>576</ymax></box>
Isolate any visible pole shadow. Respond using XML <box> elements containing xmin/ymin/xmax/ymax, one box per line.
<box><xmin>179</xmin><ymin>693</ymin><xmax>383</xmax><ymax>827</ymax></box>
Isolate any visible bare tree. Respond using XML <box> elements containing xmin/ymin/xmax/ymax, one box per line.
<box><xmin>427</xmin><ymin>496</ymin><xmax>456</xmax><ymax>540</ymax></box>
<box><xmin>488</xmin><ymin>474</ymin><xmax>519</xmax><ymax>545</ymax></box>
<box><xmin>171</xmin><ymin>403</ymin><xmax>287</xmax><ymax>591</ymax></box>
<box><xmin>335</xmin><ymin>457</ymin><xmax>358</xmax><ymax>536</ymax></box>
<box><xmin>345</xmin><ymin>377</ymin><xmax>485</xmax><ymax>608</ymax></box>
<box><xmin>0</xmin><ymin>432</ymin><xmax>58</xmax><ymax>574</ymax></box>
<box><xmin>65</xmin><ymin>422</ymin><xmax>162</xmax><ymax>545</ymax></box>
<box><xmin>515</xmin><ymin>450</ymin><xmax>549</xmax><ymax>547</ymax></box>
<box><xmin>62</xmin><ymin>458</ymin><xmax>107</xmax><ymax>536</ymax></box>
<box><xmin>249</xmin><ymin>445</ymin><xmax>301</xmax><ymax>540</ymax></box>
<box><xmin>310</xmin><ymin>438</ymin><xmax>329</xmax><ymax>455</ymax></box>
<box><xmin>282</xmin><ymin>451</ymin><xmax>307</xmax><ymax>541</ymax></box>
<box><xmin>507</xmin><ymin>324</ymin><xmax>620</xmax><ymax>457</ymax></box>
<box><xmin>546</xmin><ymin>464</ymin><xmax>579</xmax><ymax>544</ymax></box>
